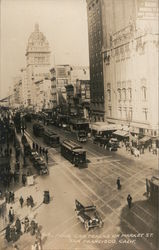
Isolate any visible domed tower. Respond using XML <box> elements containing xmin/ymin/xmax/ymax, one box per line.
<box><xmin>25</xmin><ymin>23</ymin><xmax>51</xmax><ymax>106</ymax></box>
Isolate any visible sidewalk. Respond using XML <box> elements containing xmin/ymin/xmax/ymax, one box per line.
<box><xmin>0</xmin><ymin>177</ymin><xmax>43</xmax><ymax>234</ymax></box>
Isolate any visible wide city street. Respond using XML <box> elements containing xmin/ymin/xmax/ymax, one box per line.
<box><xmin>1</xmin><ymin>121</ymin><xmax>156</xmax><ymax>250</ymax></box>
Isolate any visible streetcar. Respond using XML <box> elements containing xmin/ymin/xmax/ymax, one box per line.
<box><xmin>33</xmin><ymin>123</ymin><xmax>44</xmax><ymax>137</ymax></box>
<box><xmin>69</xmin><ymin>118</ymin><xmax>89</xmax><ymax>132</ymax></box>
<box><xmin>61</xmin><ymin>140</ymin><xmax>87</xmax><ymax>168</ymax></box>
<box><xmin>43</xmin><ymin>129</ymin><xmax>60</xmax><ymax>147</ymax></box>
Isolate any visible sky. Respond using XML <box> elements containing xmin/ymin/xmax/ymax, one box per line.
<box><xmin>0</xmin><ymin>0</ymin><xmax>89</xmax><ymax>99</ymax></box>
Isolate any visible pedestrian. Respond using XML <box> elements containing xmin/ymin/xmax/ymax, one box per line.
<box><xmin>30</xmin><ymin>220</ymin><xmax>36</xmax><ymax>235</ymax></box>
<box><xmin>30</xmin><ymin>195</ymin><xmax>34</xmax><ymax>208</ymax></box>
<box><xmin>127</xmin><ymin>194</ymin><xmax>132</xmax><ymax>209</ymax></box>
<box><xmin>9</xmin><ymin>206</ymin><xmax>14</xmax><ymax>223</ymax></box>
<box><xmin>19</xmin><ymin>196</ymin><xmax>24</xmax><ymax>208</ymax></box>
<box><xmin>15</xmin><ymin>218</ymin><xmax>21</xmax><ymax>235</ymax></box>
<box><xmin>116</xmin><ymin>177</ymin><xmax>121</xmax><ymax>190</ymax></box>
<box><xmin>5</xmin><ymin>224</ymin><xmax>11</xmax><ymax>242</ymax></box>
<box><xmin>22</xmin><ymin>174</ymin><xmax>26</xmax><ymax>186</ymax></box>
<box><xmin>24</xmin><ymin>217</ymin><xmax>29</xmax><ymax>233</ymax></box>
<box><xmin>146</xmin><ymin>178</ymin><xmax>150</xmax><ymax>197</ymax></box>
<box><xmin>26</xmin><ymin>197</ymin><xmax>30</xmax><ymax>207</ymax></box>
<box><xmin>36</xmin><ymin>144</ymin><xmax>39</xmax><ymax>151</ymax></box>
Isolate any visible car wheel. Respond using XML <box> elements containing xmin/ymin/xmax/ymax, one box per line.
<box><xmin>84</xmin><ymin>221</ymin><xmax>89</xmax><ymax>231</ymax></box>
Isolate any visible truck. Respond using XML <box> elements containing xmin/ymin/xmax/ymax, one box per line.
<box><xmin>75</xmin><ymin>199</ymin><xmax>103</xmax><ymax>231</ymax></box>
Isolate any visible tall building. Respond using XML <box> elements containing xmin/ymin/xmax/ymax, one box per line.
<box><xmin>86</xmin><ymin>0</ymin><xmax>105</xmax><ymax>122</ymax></box>
<box><xmin>87</xmin><ymin>0</ymin><xmax>159</xmax><ymax>139</ymax></box>
<box><xmin>25</xmin><ymin>23</ymin><xmax>51</xmax><ymax>107</ymax></box>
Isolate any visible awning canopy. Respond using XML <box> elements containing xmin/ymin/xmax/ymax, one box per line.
<box><xmin>113</xmin><ymin>130</ymin><xmax>129</xmax><ymax>137</ymax></box>
<box><xmin>139</xmin><ymin>136</ymin><xmax>151</xmax><ymax>143</ymax></box>
<box><xmin>90</xmin><ymin>122</ymin><xmax>122</xmax><ymax>132</ymax></box>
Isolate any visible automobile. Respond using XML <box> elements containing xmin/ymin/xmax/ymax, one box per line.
<box><xmin>34</xmin><ymin>158</ymin><xmax>48</xmax><ymax>175</ymax></box>
<box><xmin>106</xmin><ymin>138</ymin><xmax>119</xmax><ymax>151</ymax></box>
<box><xmin>75</xmin><ymin>199</ymin><xmax>103</xmax><ymax>231</ymax></box>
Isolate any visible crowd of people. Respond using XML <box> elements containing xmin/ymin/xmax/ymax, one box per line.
<box><xmin>5</xmin><ymin>215</ymin><xmax>42</xmax><ymax>250</ymax></box>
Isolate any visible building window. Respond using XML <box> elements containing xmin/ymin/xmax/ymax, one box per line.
<box><xmin>128</xmin><ymin>88</ymin><xmax>132</xmax><ymax>100</ymax></box>
<box><xmin>143</xmin><ymin>108</ymin><xmax>148</xmax><ymax>121</ymax></box>
<box><xmin>118</xmin><ymin>107</ymin><xmax>122</xmax><ymax>118</ymax></box>
<box><xmin>107</xmin><ymin>90</ymin><xmax>111</xmax><ymax>102</ymax></box>
<box><xmin>107</xmin><ymin>83</ymin><xmax>111</xmax><ymax>89</ymax></box>
<box><xmin>129</xmin><ymin>108</ymin><xmax>133</xmax><ymax>121</ymax></box>
<box><xmin>122</xmin><ymin>88</ymin><xmax>126</xmax><ymax>101</ymax></box>
<box><xmin>123</xmin><ymin>107</ymin><xmax>127</xmax><ymax>119</ymax></box>
<box><xmin>117</xmin><ymin>88</ymin><xmax>121</xmax><ymax>101</ymax></box>
<box><xmin>141</xmin><ymin>86</ymin><xmax>147</xmax><ymax>100</ymax></box>
<box><xmin>108</xmin><ymin>106</ymin><xmax>112</xmax><ymax>117</ymax></box>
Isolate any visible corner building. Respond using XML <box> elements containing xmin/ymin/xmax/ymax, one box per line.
<box><xmin>87</xmin><ymin>0</ymin><xmax>159</xmax><ymax>138</ymax></box>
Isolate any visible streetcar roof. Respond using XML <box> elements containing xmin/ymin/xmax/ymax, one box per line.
<box><xmin>62</xmin><ymin>140</ymin><xmax>83</xmax><ymax>150</ymax></box>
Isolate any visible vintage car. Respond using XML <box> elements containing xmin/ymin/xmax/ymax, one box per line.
<box><xmin>34</xmin><ymin>158</ymin><xmax>48</xmax><ymax>175</ymax></box>
<box><xmin>106</xmin><ymin>138</ymin><xmax>119</xmax><ymax>151</ymax></box>
<box><xmin>75</xmin><ymin>199</ymin><xmax>103</xmax><ymax>231</ymax></box>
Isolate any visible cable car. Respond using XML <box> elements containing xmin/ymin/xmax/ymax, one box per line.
<box><xmin>61</xmin><ymin>140</ymin><xmax>87</xmax><ymax>168</ymax></box>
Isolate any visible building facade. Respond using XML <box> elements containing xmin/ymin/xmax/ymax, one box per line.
<box><xmin>102</xmin><ymin>0</ymin><xmax>158</xmax><ymax>137</ymax></box>
<box><xmin>87</xmin><ymin>0</ymin><xmax>158</xmax><ymax>138</ymax></box>
<box><xmin>34</xmin><ymin>79</ymin><xmax>52</xmax><ymax>112</ymax></box>
<box><xmin>86</xmin><ymin>0</ymin><xmax>105</xmax><ymax>122</ymax></box>
<box><xmin>50</xmin><ymin>65</ymin><xmax>89</xmax><ymax>108</ymax></box>
<box><xmin>25</xmin><ymin>23</ymin><xmax>51</xmax><ymax>108</ymax></box>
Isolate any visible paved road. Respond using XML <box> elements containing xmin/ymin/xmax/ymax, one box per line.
<box><xmin>22</xmin><ymin>123</ymin><xmax>157</xmax><ymax>250</ymax></box>
<box><xmin>8</xmin><ymin>122</ymin><xmax>157</xmax><ymax>250</ymax></box>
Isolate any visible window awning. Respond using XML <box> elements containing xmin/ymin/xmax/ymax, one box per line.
<box><xmin>113</xmin><ymin>130</ymin><xmax>129</xmax><ymax>137</ymax></box>
<box><xmin>139</xmin><ymin>136</ymin><xmax>151</xmax><ymax>143</ymax></box>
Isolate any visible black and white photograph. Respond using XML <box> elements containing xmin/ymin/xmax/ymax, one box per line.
<box><xmin>0</xmin><ymin>0</ymin><xmax>158</xmax><ymax>249</ymax></box>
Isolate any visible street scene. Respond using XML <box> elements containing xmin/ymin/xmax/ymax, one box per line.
<box><xmin>0</xmin><ymin>1</ymin><xmax>158</xmax><ymax>250</ymax></box>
